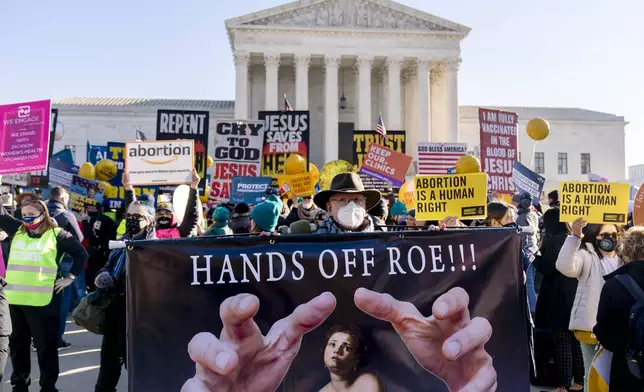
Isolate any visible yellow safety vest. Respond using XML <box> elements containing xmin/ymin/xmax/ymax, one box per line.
<box><xmin>116</xmin><ymin>219</ymin><xmax>126</xmax><ymax>239</ymax></box>
<box><xmin>5</xmin><ymin>228</ymin><xmax>60</xmax><ymax>307</ymax></box>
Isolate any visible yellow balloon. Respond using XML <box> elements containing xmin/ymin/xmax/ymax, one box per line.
<box><xmin>455</xmin><ymin>154</ymin><xmax>481</xmax><ymax>174</ymax></box>
<box><xmin>78</xmin><ymin>162</ymin><xmax>96</xmax><ymax>180</ymax></box>
<box><xmin>284</xmin><ymin>154</ymin><xmax>307</xmax><ymax>175</ymax></box>
<box><xmin>200</xmin><ymin>184</ymin><xmax>210</xmax><ymax>204</ymax></box>
<box><xmin>398</xmin><ymin>179</ymin><xmax>416</xmax><ymax>209</ymax></box>
<box><xmin>309</xmin><ymin>163</ymin><xmax>320</xmax><ymax>184</ymax></box>
<box><xmin>95</xmin><ymin>159</ymin><xmax>118</xmax><ymax>182</ymax></box>
<box><xmin>319</xmin><ymin>160</ymin><xmax>355</xmax><ymax>190</ymax></box>
<box><xmin>207</xmin><ymin>156</ymin><xmax>214</xmax><ymax>168</ymax></box>
<box><xmin>526</xmin><ymin>118</ymin><xmax>550</xmax><ymax>141</ymax></box>
<box><xmin>103</xmin><ymin>183</ymin><xmax>117</xmax><ymax>199</ymax></box>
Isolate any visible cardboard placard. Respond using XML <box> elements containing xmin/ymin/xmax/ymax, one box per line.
<box><xmin>0</xmin><ymin>100</ymin><xmax>52</xmax><ymax>175</ymax></box>
<box><xmin>278</xmin><ymin>172</ymin><xmax>316</xmax><ymax>198</ymax></box>
<box><xmin>359</xmin><ymin>144</ymin><xmax>412</xmax><ymax>187</ymax></box>
<box><xmin>478</xmin><ymin>108</ymin><xmax>518</xmax><ymax>193</ymax></box>
<box><xmin>125</xmin><ymin>140</ymin><xmax>194</xmax><ymax>186</ymax></box>
<box><xmin>414</xmin><ymin>173</ymin><xmax>488</xmax><ymax>221</ymax></box>
<box><xmin>560</xmin><ymin>181</ymin><xmax>629</xmax><ymax>224</ymax></box>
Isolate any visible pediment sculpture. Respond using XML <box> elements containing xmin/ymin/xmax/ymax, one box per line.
<box><xmin>243</xmin><ymin>0</ymin><xmax>453</xmax><ymax>31</ymax></box>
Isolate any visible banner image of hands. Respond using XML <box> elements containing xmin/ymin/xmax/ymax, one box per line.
<box><xmin>127</xmin><ymin>229</ymin><xmax>528</xmax><ymax>391</ymax></box>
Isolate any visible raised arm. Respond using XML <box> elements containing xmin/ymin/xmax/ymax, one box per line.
<box><xmin>0</xmin><ymin>206</ymin><xmax>23</xmax><ymax>237</ymax></box>
<box><xmin>178</xmin><ymin>168</ymin><xmax>201</xmax><ymax>238</ymax></box>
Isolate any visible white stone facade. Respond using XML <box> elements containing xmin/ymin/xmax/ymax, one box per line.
<box><xmin>46</xmin><ymin>0</ymin><xmax>628</xmax><ymax>192</ymax></box>
<box><xmin>228</xmin><ymin>0</ymin><xmax>469</xmax><ymax>164</ymax></box>
<box><xmin>50</xmin><ymin>99</ymin><xmax>627</xmax><ymax>193</ymax></box>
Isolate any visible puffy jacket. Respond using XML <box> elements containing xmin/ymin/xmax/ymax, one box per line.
<box><xmin>555</xmin><ymin>235</ymin><xmax>623</xmax><ymax>331</ymax></box>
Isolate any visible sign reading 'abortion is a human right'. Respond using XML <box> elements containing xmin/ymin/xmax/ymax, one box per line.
<box><xmin>560</xmin><ymin>181</ymin><xmax>629</xmax><ymax>224</ymax></box>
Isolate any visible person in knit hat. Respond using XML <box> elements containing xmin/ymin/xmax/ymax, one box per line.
<box><xmin>250</xmin><ymin>199</ymin><xmax>281</xmax><ymax>233</ymax></box>
<box><xmin>368</xmin><ymin>198</ymin><xmax>388</xmax><ymax>231</ymax></box>
<box><xmin>548</xmin><ymin>189</ymin><xmax>560</xmax><ymax>208</ymax></box>
<box><xmin>388</xmin><ymin>199</ymin><xmax>407</xmax><ymax>226</ymax></box>
<box><xmin>206</xmin><ymin>207</ymin><xmax>233</xmax><ymax>236</ymax></box>
<box><xmin>228</xmin><ymin>202</ymin><xmax>251</xmax><ymax>234</ymax></box>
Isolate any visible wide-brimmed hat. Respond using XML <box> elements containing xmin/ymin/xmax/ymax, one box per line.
<box><xmin>313</xmin><ymin>173</ymin><xmax>381</xmax><ymax>210</ymax></box>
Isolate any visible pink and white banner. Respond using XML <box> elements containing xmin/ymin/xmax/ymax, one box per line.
<box><xmin>0</xmin><ymin>99</ymin><xmax>52</xmax><ymax>175</ymax></box>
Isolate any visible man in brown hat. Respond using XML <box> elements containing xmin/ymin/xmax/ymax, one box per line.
<box><xmin>312</xmin><ymin>173</ymin><xmax>381</xmax><ymax>234</ymax></box>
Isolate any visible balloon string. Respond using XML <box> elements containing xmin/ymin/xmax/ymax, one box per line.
<box><xmin>529</xmin><ymin>140</ymin><xmax>538</xmax><ymax>171</ymax></box>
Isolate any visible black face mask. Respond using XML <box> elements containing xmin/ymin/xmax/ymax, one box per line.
<box><xmin>598</xmin><ymin>237</ymin><xmax>617</xmax><ymax>252</ymax></box>
<box><xmin>157</xmin><ymin>217</ymin><xmax>172</xmax><ymax>228</ymax></box>
<box><xmin>125</xmin><ymin>218</ymin><xmax>144</xmax><ymax>236</ymax></box>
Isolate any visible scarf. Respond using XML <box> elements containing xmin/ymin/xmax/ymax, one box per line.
<box><xmin>297</xmin><ymin>204</ymin><xmax>322</xmax><ymax>222</ymax></box>
<box><xmin>315</xmin><ymin>215</ymin><xmax>374</xmax><ymax>234</ymax></box>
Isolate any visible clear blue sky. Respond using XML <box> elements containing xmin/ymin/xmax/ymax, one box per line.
<box><xmin>1</xmin><ymin>0</ymin><xmax>641</xmax><ymax>166</ymax></box>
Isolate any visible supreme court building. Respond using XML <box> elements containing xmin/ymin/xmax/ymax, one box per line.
<box><xmin>50</xmin><ymin>0</ymin><xmax>627</xmax><ymax>189</ymax></box>
<box><xmin>228</xmin><ymin>0</ymin><xmax>467</xmax><ymax>166</ymax></box>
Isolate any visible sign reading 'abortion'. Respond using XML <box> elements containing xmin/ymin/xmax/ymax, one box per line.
<box><xmin>259</xmin><ymin>111</ymin><xmax>310</xmax><ymax>179</ymax></box>
<box><xmin>210</xmin><ymin>120</ymin><xmax>265</xmax><ymax>202</ymax></box>
<box><xmin>156</xmin><ymin>109</ymin><xmax>209</xmax><ymax>194</ymax></box>
<box><xmin>125</xmin><ymin>140</ymin><xmax>194</xmax><ymax>186</ymax></box>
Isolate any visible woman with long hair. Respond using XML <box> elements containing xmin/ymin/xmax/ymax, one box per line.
<box><xmin>0</xmin><ymin>196</ymin><xmax>88</xmax><ymax>392</ymax></box>
<box><xmin>319</xmin><ymin>325</ymin><xmax>381</xmax><ymax>392</ymax></box>
<box><xmin>556</xmin><ymin>218</ymin><xmax>623</xmax><ymax>388</ymax></box>
<box><xmin>534</xmin><ymin>208</ymin><xmax>584</xmax><ymax>392</ymax></box>
<box><xmin>93</xmin><ymin>189</ymin><xmax>157</xmax><ymax>392</ymax></box>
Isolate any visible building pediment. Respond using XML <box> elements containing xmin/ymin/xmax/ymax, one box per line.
<box><xmin>226</xmin><ymin>0</ymin><xmax>470</xmax><ymax>34</ymax></box>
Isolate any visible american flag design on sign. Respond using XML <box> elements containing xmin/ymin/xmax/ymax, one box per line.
<box><xmin>417</xmin><ymin>142</ymin><xmax>468</xmax><ymax>175</ymax></box>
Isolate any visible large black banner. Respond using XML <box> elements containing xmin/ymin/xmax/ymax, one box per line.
<box><xmin>156</xmin><ymin>109</ymin><xmax>209</xmax><ymax>195</ymax></box>
<box><xmin>127</xmin><ymin>229</ymin><xmax>529</xmax><ymax>391</ymax></box>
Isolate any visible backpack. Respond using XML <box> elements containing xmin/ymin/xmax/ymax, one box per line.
<box><xmin>615</xmin><ymin>274</ymin><xmax>644</xmax><ymax>380</ymax></box>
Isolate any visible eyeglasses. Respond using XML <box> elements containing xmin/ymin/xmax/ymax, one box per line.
<box><xmin>19</xmin><ymin>199</ymin><xmax>40</xmax><ymax>207</ymax></box>
<box><xmin>126</xmin><ymin>213</ymin><xmax>146</xmax><ymax>221</ymax></box>
<box><xmin>598</xmin><ymin>232</ymin><xmax>619</xmax><ymax>240</ymax></box>
<box><xmin>329</xmin><ymin>196</ymin><xmax>366</xmax><ymax>207</ymax></box>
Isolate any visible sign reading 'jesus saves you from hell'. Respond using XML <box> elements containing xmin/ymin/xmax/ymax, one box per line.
<box><xmin>125</xmin><ymin>140</ymin><xmax>194</xmax><ymax>186</ymax></box>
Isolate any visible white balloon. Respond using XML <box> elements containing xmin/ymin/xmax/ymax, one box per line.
<box><xmin>54</xmin><ymin>121</ymin><xmax>65</xmax><ymax>141</ymax></box>
<box><xmin>172</xmin><ymin>185</ymin><xmax>191</xmax><ymax>223</ymax></box>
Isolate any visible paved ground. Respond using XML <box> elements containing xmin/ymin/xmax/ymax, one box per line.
<box><xmin>4</xmin><ymin>319</ymin><xmax>549</xmax><ymax>391</ymax></box>
<box><xmin>3</xmin><ymin>319</ymin><xmax>127</xmax><ymax>391</ymax></box>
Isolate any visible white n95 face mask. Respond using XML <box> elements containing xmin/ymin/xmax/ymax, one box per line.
<box><xmin>337</xmin><ymin>202</ymin><xmax>365</xmax><ymax>229</ymax></box>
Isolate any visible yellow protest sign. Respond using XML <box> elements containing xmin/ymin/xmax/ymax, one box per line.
<box><xmin>414</xmin><ymin>173</ymin><xmax>488</xmax><ymax>221</ymax></box>
<box><xmin>560</xmin><ymin>181</ymin><xmax>629</xmax><ymax>224</ymax></box>
<box><xmin>277</xmin><ymin>172</ymin><xmax>315</xmax><ymax>198</ymax></box>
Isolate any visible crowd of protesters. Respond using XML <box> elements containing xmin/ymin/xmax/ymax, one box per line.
<box><xmin>0</xmin><ymin>169</ymin><xmax>642</xmax><ymax>391</ymax></box>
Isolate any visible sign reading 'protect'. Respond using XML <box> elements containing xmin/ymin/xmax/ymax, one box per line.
<box><xmin>125</xmin><ymin>140</ymin><xmax>194</xmax><ymax>186</ymax></box>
